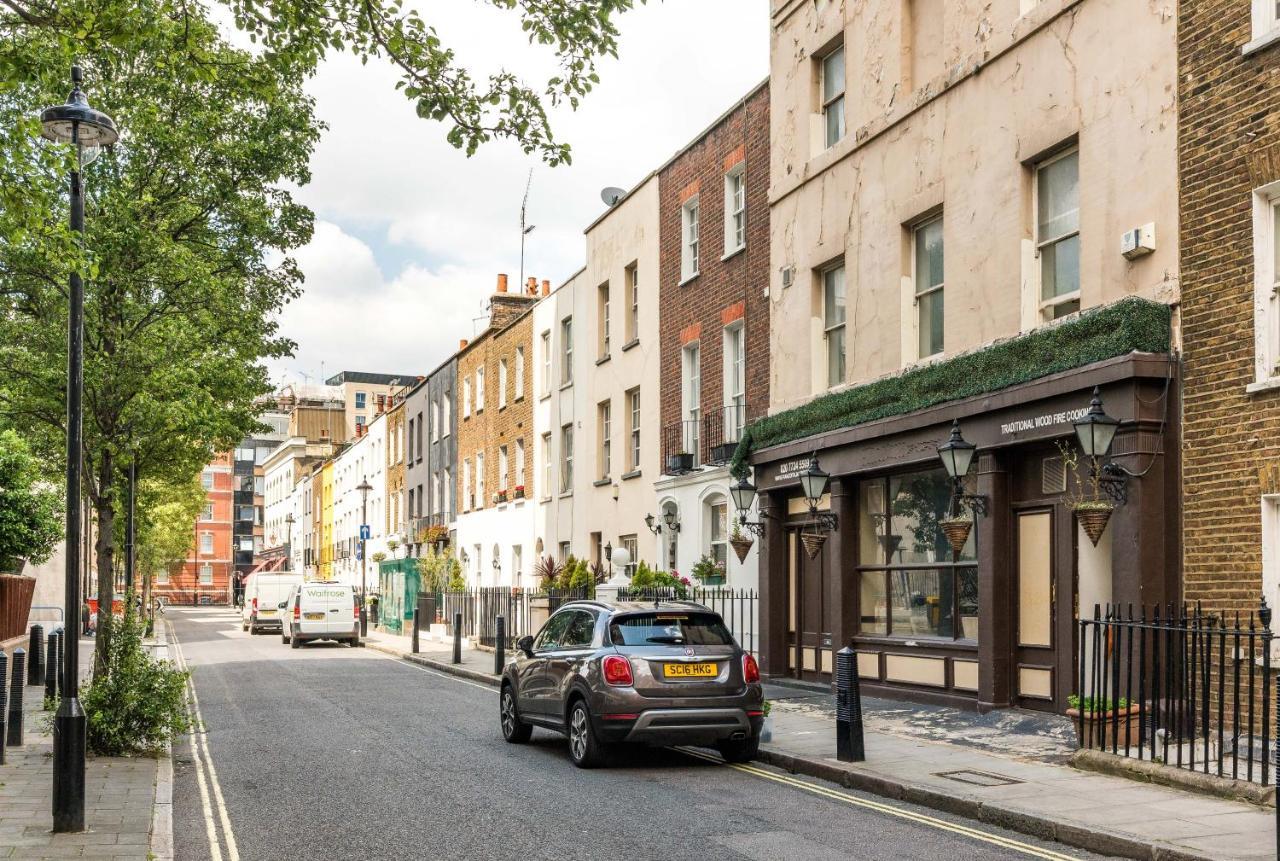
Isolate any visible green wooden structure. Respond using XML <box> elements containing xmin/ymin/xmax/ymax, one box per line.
<box><xmin>377</xmin><ymin>558</ymin><xmax>421</xmax><ymax>635</ymax></box>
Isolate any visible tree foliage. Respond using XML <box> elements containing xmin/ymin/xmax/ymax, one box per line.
<box><xmin>0</xmin><ymin>428</ymin><xmax>63</xmax><ymax>566</ymax></box>
<box><xmin>0</xmin><ymin>0</ymin><xmax>644</xmax><ymax>164</ymax></box>
<box><xmin>133</xmin><ymin>476</ymin><xmax>205</xmax><ymax>582</ymax></box>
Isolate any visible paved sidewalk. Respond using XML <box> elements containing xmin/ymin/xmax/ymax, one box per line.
<box><xmin>0</xmin><ymin>637</ymin><xmax>165</xmax><ymax>860</ymax></box>
<box><xmin>367</xmin><ymin>627</ymin><xmax>1276</xmax><ymax>861</ymax></box>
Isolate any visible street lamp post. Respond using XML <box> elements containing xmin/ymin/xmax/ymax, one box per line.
<box><xmin>357</xmin><ymin>478</ymin><xmax>372</xmax><ymax>637</ymax></box>
<box><xmin>125</xmin><ymin>456</ymin><xmax>136</xmax><ymax>600</ymax></box>
<box><xmin>284</xmin><ymin>513</ymin><xmax>295</xmax><ymax>573</ymax></box>
<box><xmin>38</xmin><ymin>64</ymin><xmax>118</xmax><ymax>834</ymax></box>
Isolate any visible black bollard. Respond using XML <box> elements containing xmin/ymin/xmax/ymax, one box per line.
<box><xmin>494</xmin><ymin>615</ymin><xmax>505</xmax><ymax>676</ymax></box>
<box><xmin>45</xmin><ymin>632</ymin><xmax>57</xmax><ymax>702</ymax></box>
<box><xmin>54</xmin><ymin>629</ymin><xmax>65</xmax><ymax>699</ymax></box>
<box><xmin>0</xmin><ymin>652</ymin><xmax>7</xmax><ymax>765</ymax></box>
<box><xmin>1274</xmin><ymin>684</ymin><xmax>1279</xmax><ymax>861</ymax></box>
<box><xmin>452</xmin><ymin>612</ymin><xmax>462</xmax><ymax>665</ymax></box>
<box><xmin>411</xmin><ymin>608</ymin><xmax>420</xmax><ymax>654</ymax></box>
<box><xmin>7</xmin><ymin>648</ymin><xmax>24</xmax><ymax>747</ymax></box>
<box><xmin>835</xmin><ymin>646</ymin><xmax>866</xmax><ymax>763</ymax></box>
<box><xmin>27</xmin><ymin>625</ymin><xmax>44</xmax><ymax>686</ymax></box>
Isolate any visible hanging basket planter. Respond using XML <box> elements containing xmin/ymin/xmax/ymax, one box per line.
<box><xmin>939</xmin><ymin>518</ymin><xmax>973</xmax><ymax>556</ymax></box>
<box><xmin>729</xmin><ymin>534</ymin><xmax>754</xmax><ymax>564</ymax></box>
<box><xmin>800</xmin><ymin>530</ymin><xmax>828</xmax><ymax>559</ymax></box>
<box><xmin>1076</xmin><ymin>504</ymin><xmax>1114</xmax><ymax>547</ymax></box>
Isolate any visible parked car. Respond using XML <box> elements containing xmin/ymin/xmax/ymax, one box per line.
<box><xmin>280</xmin><ymin>582</ymin><xmax>361</xmax><ymax>648</ymax></box>
<box><xmin>241</xmin><ymin>572</ymin><xmax>303</xmax><ymax>634</ymax></box>
<box><xmin>499</xmin><ymin>599</ymin><xmax>764</xmax><ymax>768</ymax></box>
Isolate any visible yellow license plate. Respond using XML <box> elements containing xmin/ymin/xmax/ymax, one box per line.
<box><xmin>304</xmin><ymin>612</ymin><xmax>325</xmax><ymax>620</ymax></box>
<box><xmin>664</xmin><ymin>662</ymin><xmax>717</xmax><ymax>679</ymax></box>
<box><xmin>260</xmin><ymin>609</ymin><xmax>276</xmax><ymax>616</ymax></box>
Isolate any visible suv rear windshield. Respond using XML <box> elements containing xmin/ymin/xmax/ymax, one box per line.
<box><xmin>609</xmin><ymin>612</ymin><xmax>733</xmax><ymax>647</ymax></box>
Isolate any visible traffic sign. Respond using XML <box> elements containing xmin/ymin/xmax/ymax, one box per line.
<box><xmin>360</xmin><ymin>524</ymin><xmax>371</xmax><ymax>540</ymax></box>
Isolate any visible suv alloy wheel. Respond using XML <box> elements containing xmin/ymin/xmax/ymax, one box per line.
<box><xmin>567</xmin><ymin>700</ymin><xmax>604</xmax><ymax>769</ymax></box>
<box><xmin>500</xmin><ymin>686</ymin><xmax>532</xmax><ymax>743</ymax></box>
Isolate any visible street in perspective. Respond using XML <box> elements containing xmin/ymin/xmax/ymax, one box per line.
<box><xmin>1</xmin><ymin>0</ymin><xmax>1279</xmax><ymax>859</ymax></box>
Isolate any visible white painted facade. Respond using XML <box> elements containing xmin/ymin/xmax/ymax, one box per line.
<box><xmin>331</xmin><ymin>411</ymin><xmax>388</xmax><ymax>589</ymax></box>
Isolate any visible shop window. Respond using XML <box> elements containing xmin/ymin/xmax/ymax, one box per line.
<box><xmin>856</xmin><ymin>468</ymin><xmax>978</xmax><ymax>641</ymax></box>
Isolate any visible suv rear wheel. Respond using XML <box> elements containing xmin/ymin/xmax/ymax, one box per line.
<box><xmin>500</xmin><ymin>685</ymin><xmax>532</xmax><ymax>744</ymax></box>
<box><xmin>716</xmin><ymin>735</ymin><xmax>759</xmax><ymax>764</ymax></box>
<box><xmin>567</xmin><ymin>700</ymin><xmax>606</xmax><ymax>768</ymax></box>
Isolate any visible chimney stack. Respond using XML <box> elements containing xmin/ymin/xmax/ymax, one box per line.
<box><xmin>496</xmin><ymin>273</ymin><xmax>508</xmax><ymax>293</ymax></box>
<box><xmin>526</xmin><ymin>276</ymin><xmax>537</xmax><ymax>294</ymax></box>
<box><xmin>541</xmin><ymin>279</ymin><xmax>551</xmax><ymax>297</ymax></box>
<box><xmin>459</xmin><ymin>338</ymin><xmax>469</xmax><ymax>351</ymax></box>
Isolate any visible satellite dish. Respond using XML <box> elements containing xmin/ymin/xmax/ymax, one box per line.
<box><xmin>601</xmin><ymin>186</ymin><xmax>626</xmax><ymax>207</ymax></box>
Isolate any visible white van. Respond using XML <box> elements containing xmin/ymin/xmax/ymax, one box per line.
<box><xmin>241</xmin><ymin>572</ymin><xmax>303</xmax><ymax>634</ymax></box>
<box><xmin>281</xmin><ymin>582</ymin><xmax>360</xmax><ymax>648</ymax></box>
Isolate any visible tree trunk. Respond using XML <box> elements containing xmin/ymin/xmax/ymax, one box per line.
<box><xmin>92</xmin><ymin>451</ymin><xmax>115</xmax><ymax>678</ymax></box>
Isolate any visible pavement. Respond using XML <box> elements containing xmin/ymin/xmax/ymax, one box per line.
<box><xmin>0</xmin><ymin>634</ymin><xmax>167</xmax><ymax>861</ymax></box>
<box><xmin>362</xmin><ymin>624</ymin><xmax>1278</xmax><ymax>861</ymax></box>
<box><xmin>169</xmin><ymin>607</ymin><xmax>1118</xmax><ymax>861</ymax></box>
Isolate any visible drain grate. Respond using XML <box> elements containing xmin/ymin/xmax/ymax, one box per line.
<box><xmin>933</xmin><ymin>769</ymin><xmax>1023</xmax><ymax>787</ymax></box>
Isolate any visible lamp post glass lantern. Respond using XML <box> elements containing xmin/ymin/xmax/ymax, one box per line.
<box><xmin>799</xmin><ymin>454</ymin><xmax>830</xmax><ymax>510</ymax></box>
<box><xmin>1073</xmin><ymin>386</ymin><xmax>1120</xmax><ymax>461</ymax></box>
<box><xmin>39</xmin><ymin>64</ymin><xmax>117</xmax><ymax>834</ymax></box>
<box><xmin>730</xmin><ymin>477</ymin><xmax>757</xmax><ymax>515</ymax></box>
<box><xmin>357</xmin><ymin>478</ymin><xmax>372</xmax><ymax>637</ymax></box>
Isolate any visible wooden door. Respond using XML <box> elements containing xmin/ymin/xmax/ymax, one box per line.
<box><xmin>1013</xmin><ymin>508</ymin><xmax>1058</xmax><ymax>710</ymax></box>
<box><xmin>787</xmin><ymin>527</ymin><xmax>831</xmax><ymax>681</ymax></box>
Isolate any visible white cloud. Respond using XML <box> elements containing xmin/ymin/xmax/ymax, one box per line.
<box><xmin>269</xmin><ymin>0</ymin><xmax>770</xmax><ymax>382</ymax></box>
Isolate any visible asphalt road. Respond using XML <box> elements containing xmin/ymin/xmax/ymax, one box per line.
<box><xmin>168</xmin><ymin>606</ymin><xmax>1118</xmax><ymax>861</ymax></box>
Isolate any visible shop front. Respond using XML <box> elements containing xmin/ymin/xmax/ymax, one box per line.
<box><xmin>746</xmin><ymin>352</ymin><xmax>1179</xmax><ymax>712</ymax></box>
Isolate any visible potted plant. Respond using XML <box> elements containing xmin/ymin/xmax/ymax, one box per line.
<box><xmin>729</xmin><ymin>521</ymin><xmax>754</xmax><ymax>563</ymax></box>
<box><xmin>691</xmin><ymin>554</ymin><xmax>726</xmax><ymax>586</ymax></box>
<box><xmin>759</xmin><ymin>699</ymin><xmax>773</xmax><ymax>743</ymax></box>
<box><xmin>0</xmin><ymin>430</ymin><xmax>63</xmax><ymax>639</ymax></box>
<box><xmin>1058</xmin><ymin>442</ymin><xmax>1114</xmax><ymax>547</ymax></box>
<box><xmin>1066</xmin><ymin>694</ymin><xmax>1141</xmax><ymax>750</ymax></box>
<box><xmin>513</xmin><ymin>485</ymin><xmax>526</xmax><ymax>500</ymax></box>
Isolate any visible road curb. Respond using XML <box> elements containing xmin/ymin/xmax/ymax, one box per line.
<box><xmin>366</xmin><ymin>642</ymin><xmax>500</xmax><ymax>688</ymax></box>
<box><xmin>754</xmin><ymin>748</ymin><xmax>1220</xmax><ymax>861</ymax></box>
<box><xmin>149</xmin><ymin>744</ymin><xmax>174</xmax><ymax>861</ymax></box>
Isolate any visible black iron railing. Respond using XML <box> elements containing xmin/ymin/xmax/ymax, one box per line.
<box><xmin>702</xmin><ymin>404</ymin><xmax>751</xmax><ymax>465</ymax></box>
<box><xmin>617</xmin><ymin>587</ymin><xmax>758</xmax><ymax>656</ymax></box>
<box><xmin>438</xmin><ymin>588</ymin><xmax>592</xmax><ymax>646</ymax></box>
<box><xmin>1077</xmin><ymin>601</ymin><xmax>1274</xmax><ymax>785</ymax></box>
<box><xmin>661</xmin><ymin>419</ymin><xmax>701</xmax><ymax>474</ymax></box>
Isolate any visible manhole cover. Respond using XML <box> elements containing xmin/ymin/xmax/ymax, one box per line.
<box><xmin>933</xmin><ymin>769</ymin><xmax>1023</xmax><ymax>787</ymax></box>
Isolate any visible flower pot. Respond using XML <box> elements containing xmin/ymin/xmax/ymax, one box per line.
<box><xmin>698</xmin><ymin>574</ymin><xmax>726</xmax><ymax>586</ymax></box>
<box><xmin>1067</xmin><ymin>704</ymin><xmax>1142</xmax><ymax>750</ymax></box>
<box><xmin>800</xmin><ymin>531</ymin><xmax>827</xmax><ymax>559</ymax></box>
<box><xmin>1077</xmin><ymin>505</ymin><xmax>1114</xmax><ymax>547</ymax></box>
<box><xmin>666</xmin><ymin>452</ymin><xmax>695</xmax><ymax>473</ymax></box>
<box><xmin>0</xmin><ymin>573</ymin><xmax>36</xmax><ymax>641</ymax></box>
<box><xmin>759</xmin><ymin>715</ymin><xmax>774</xmax><ymax>744</ymax></box>
<box><xmin>939</xmin><ymin>518</ymin><xmax>972</xmax><ymax>556</ymax></box>
<box><xmin>729</xmin><ymin>534</ymin><xmax>754</xmax><ymax>564</ymax></box>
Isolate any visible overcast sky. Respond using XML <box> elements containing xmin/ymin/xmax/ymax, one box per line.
<box><xmin>267</xmin><ymin>0</ymin><xmax>770</xmax><ymax>387</ymax></box>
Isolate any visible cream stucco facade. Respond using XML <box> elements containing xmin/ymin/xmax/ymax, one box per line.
<box><xmin>767</xmin><ymin>0</ymin><xmax>1179</xmax><ymax>412</ymax></box>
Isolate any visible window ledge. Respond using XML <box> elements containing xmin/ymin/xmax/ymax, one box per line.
<box><xmin>514</xmin><ymin>394</ymin><xmax>525</xmax><ymax>403</ymax></box>
<box><xmin>558</xmin><ymin>490</ymin><xmax>574</xmax><ymax>499</ymax></box>
<box><xmin>595</xmin><ymin>354</ymin><xmax>611</xmax><ymax>367</ymax></box>
<box><xmin>621</xmin><ymin>469</ymin><xmax>642</xmax><ymax>481</ymax></box>
<box><xmin>540</xmin><ymin>496</ymin><xmax>551</xmax><ymax>504</ymax></box>
<box><xmin>592</xmin><ymin>478</ymin><xmax>612</xmax><ymax>487</ymax></box>
<box><xmin>1243</xmin><ymin>27</ymin><xmax>1280</xmax><ymax>57</ymax></box>
<box><xmin>620</xmin><ymin>338</ymin><xmax>640</xmax><ymax>353</ymax></box>
<box><xmin>721</xmin><ymin>245</ymin><xmax>746</xmax><ymax>263</ymax></box>
<box><xmin>559</xmin><ymin>381</ymin><xmax>574</xmax><ymax>392</ymax></box>
<box><xmin>679</xmin><ymin>272</ymin><xmax>700</xmax><ymax>288</ymax></box>
<box><xmin>1246</xmin><ymin>376</ymin><xmax>1280</xmax><ymax>395</ymax></box>
<box><xmin>540</xmin><ymin>393</ymin><xmax>551</xmax><ymax>402</ymax></box>
<box><xmin>498</xmin><ymin>403</ymin><xmax>506</xmax><ymax>412</ymax></box>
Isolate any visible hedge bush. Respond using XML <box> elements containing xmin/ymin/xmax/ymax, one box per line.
<box><xmin>730</xmin><ymin>297</ymin><xmax>1171</xmax><ymax>478</ymax></box>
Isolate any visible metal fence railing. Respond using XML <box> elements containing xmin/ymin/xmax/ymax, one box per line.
<box><xmin>1078</xmin><ymin>601</ymin><xmax>1274</xmax><ymax>785</ymax></box>
<box><xmin>618</xmin><ymin>587</ymin><xmax>758</xmax><ymax>656</ymax></box>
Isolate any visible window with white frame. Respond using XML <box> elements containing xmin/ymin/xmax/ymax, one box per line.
<box><xmin>913</xmin><ymin>215</ymin><xmax>945</xmax><ymax>358</ymax></box>
<box><xmin>443</xmin><ymin>465</ymin><xmax>451</xmax><ymax>513</ymax></box>
<box><xmin>1036</xmin><ymin>148</ymin><xmax>1080</xmax><ymax>321</ymax></box>
<box><xmin>499</xmin><ymin>359</ymin><xmax>508</xmax><ymax>409</ymax></box>
<box><xmin>823</xmin><ymin>264</ymin><xmax>847</xmax><ymax>389</ymax></box>
<box><xmin>620</xmin><ymin>534</ymin><xmax>638</xmax><ymax>577</ymax></box>
<box><xmin>475</xmin><ymin>451</ymin><xmax>484</xmax><ymax>508</ymax></box>
<box><xmin>433</xmin><ymin>471</ymin><xmax>441</xmax><ymax>515</ymax></box>
<box><xmin>463</xmin><ymin>377</ymin><xmax>471</xmax><ymax>418</ymax></box>
<box><xmin>512</xmin><ymin>544</ymin><xmax>523</xmax><ymax>586</ymax></box>
<box><xmin>499</xmin><ymin>445</ymin><xmax>509</xmax><ymax>493</ymax></box>
<box><xmin>708</xmin><ymin>498</ymin><xmax>728</xmax><ymax>570</ymax></box>
<box><xmin>515</xmin><ymin>438</ymin><xmax>525</xmax><ymax>489</ymax></box>
<box><xmin>821</xmin><ymin>43</ymin><xmax>846</xmax><ymax>149</ymax></box>
<box><xmin>560</xmin><ymin>424</ymin><xmax>574</xmax><ymax>493</ymax></box>
<box><xmin>199</xmin><ymin>563</ymin><xmax>213</xmax><ymax>585</ymax></box>
<box><xmin>598</xmin><ymin>281</ymin><xmax>611</xmax><ymax>358</ymax></box>
<box><xmin>682</xmin><ymin>197</ymin><xmax>700</xmax><ymax>280</ymax></box>
<box><xmin>432</xmin><ymin>399</ymin><xmax>440</xmax><ymax>441</ymax></box>
<box><xmin>625</xmin><ymin>263</ymin><xmax>639</xmax><ymax>344</ymax></box>
<box><xmin>200</xmin><ymin>532</ymin><xmax>213</xmax><ymax>555</ymax></box>
<box><xmin>723</xmin><ymin>323</ymin><xmax>746</xmax><ymax>441</ymax></box>
<box><xmin>515</xmin><ymin>346</ymin><xmax>525</xmax><ymax>399</ymax></box>
<box><xmin>598</xmin><ymin>399</ymin><xmax>612</xmax><ymax>480</ymax></box>
<box><xmin>561</xmin><ymin>317</ymin><xmax>574</xmax><ymax>385</ymax></box>
<box><xmin>201</xmin><ymin>471</ymin><xmax>214</xmax><ymax>489</ymax></box>
<box><xmin>541</xmin><ymin>330</ymin><xmax>552</xmax><ymax>394</ymax></box>
<box><xmin>542</xmin><ymin>432</ymin><xmax>552</xmax><ymax>498</ymax></box>
<box><xmin>1252</xmin><ymin>0</ymin><xmax>1280</xmax><ymax>41</ymax></box>
<box><xmin>725</xmin><ymin>167</ymin><xmax>746</xmax><ymax>254</ymax></box>
<box><xmin>1253</xmin><ymin>181</ymin><xmax>1280</xmax><ymax>383</ymax></box>
<box><xmin>156</xmin><ymin>567</ymin><xmax>169</xmax><ymax>585</ymax></box>
<box><xmin>200</xmin><ymin>502</ymin><xmax>214</xmax><ymax>521</ymax></box>
<box><xmin>682</xmin><ymin>343</ymin><xmax>701</xmax><ymax>464</ymax></box>
<box><xmin>627</xmin><ymin>387</ymin><xmax>641</xmax><ymax>472</ymax></box>
<box><xmin>442</xmin><ymin>389</ymin><xmax>451</xmax><ymax>435</ymax></box>
<box><xmin>476</xmin><ymin>366</ymin><xmax>485</xmax><ymax>411</ymax></box>
<box><xmin>463</xmin><ymin>458</ymin><xmax>472</xmax><ymax>510</ymax></box>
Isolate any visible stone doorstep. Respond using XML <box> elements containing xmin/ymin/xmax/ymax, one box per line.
<box><xmin>1072</xmin><ymin>748</ymin><xmax>1277</xmax><ymax>808</ymax></box>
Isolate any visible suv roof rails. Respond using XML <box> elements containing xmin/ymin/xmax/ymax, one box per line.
<box><xmin>562</xmin><ymin>599</ymin><xmax>612</xmax><ymax>611</ymax></box>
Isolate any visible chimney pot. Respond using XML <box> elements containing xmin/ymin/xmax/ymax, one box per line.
<box><xmin>497</xmin><ymin>273</ymin><xmax>508</xmax><ymax>293</ymax></box>
<box><xmin>541</xmin><ymin>279</ymin><xmax>551</xmax><ymax>297</ymax></box>
<box><xmin>459</xmin><ymin>338</ymin><xmax>469</xmax><ymax>351</ymax></box>
<box><xmin>526</xmin><ymin>276</ymin><xmax>537</xmax><ymax>294</ymax></box>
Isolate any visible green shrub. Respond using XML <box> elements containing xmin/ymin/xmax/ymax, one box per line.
<box><xmin>444</xmin><ymin>554</ymin><xmax>467</xmax><ymax>591</ymax></box>
<box><xmin>731</xmin><ymin>297</ymin><xmax>1172</xmax><ymax>478</ymax></box>
<box><xmin>1066</xmin><ymin>694</ymin><xmax>1130</xmax><ymax>714</ymax></box>
<box><xmin>563</xmin><ymin>559</ymin><xmax>594</xmax><ymax>596</ymax></box>
<box><xmin>83</xmin><ymin>611</ymin><xmax>190</xmax><ymax>756</ymax></box>
<box><xmin>629</xmin><ymin>562</ymin><xmax>689</xmax><ymax>598</ymax></box>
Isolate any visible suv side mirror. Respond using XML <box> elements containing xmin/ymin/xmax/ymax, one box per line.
<box><xmin>516</xmin><ymin>635</ymin><xmax>534</xmax><ymax>657</ymax></box>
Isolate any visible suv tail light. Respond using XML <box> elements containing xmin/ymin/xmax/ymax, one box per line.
<box><xmin>742</xmin><ymin>653</ymin><xmax>760</xmax><ymax>684</ymax></box>
<box><xmin>602</xmin><ymin>655</ymin><xmax>633</xmax><ymax>687</ymax></box>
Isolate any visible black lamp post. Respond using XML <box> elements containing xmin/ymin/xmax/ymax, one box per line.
<box><xmin>356</xmin><ymin>478</ymin><xmax>372</xmax><ymax>637</ymax></box>
<box><xmin>40</xmin><ymin>64</ymin><xmax>118</xmax><ymax>835</ymax></box>
<box><xmin>284</xmin><ymin>513</ymin><xmax>295</xmax><ymax>573</ymax></box>
<box><xmin>644</xmin><ymin>513</ymin><xmax>660</xmax><ymax>535</ymax></box>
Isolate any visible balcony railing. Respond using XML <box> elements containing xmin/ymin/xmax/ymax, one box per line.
<box><xmin>703</xmin><ymin>403</ymin><xmax>751</xmax><ymax>465</ymax></box>
<box><xmin>661</xmin><ymin>419</ymin><xmax>701</xmax><ymax>475</ymax></box>
<box><xmin>662</xmin><ymin>404</ymin><xmax>755</xmax><ymax>475</ymax></box>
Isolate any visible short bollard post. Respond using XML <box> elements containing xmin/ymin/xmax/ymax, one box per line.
<box><xmin>411</xmin><ymin>608</ymin><xmax>421</xmax><ymax>655</ymax></box>
<box><xmin>835</xmin><ymin>646</ymin><xmax>866</xmax><ymax>763</ymax></box>
<box><xmin>7</xmin><ymin>648</ymin><xmax>24</xmax><ymax>747</ymax></box>
<box><xmin>1274</xmin><ymin>684</ymin><xmax>1278</xmax><ymax>861</ymax></box>
<box><xmin>0</xmin><ymin>652</ymin><xmax>8</xmax><ymax>765</ymax></box>
<box><xmin>494</xmin><ymin>615</ymin><xmax>505</xmax><ymax>675</ymax></box>
<box><xmin>44</xmin><ymin>631</ymin><xmax>57</xmax><ymax>702</ymax></box>
<box><xmin>27</xmin><ymin>625</ymin><xmax>43</xmax><ymax>686</ymax></box>
<box><xmin>452</xmin><ymin>612</ymin><xmax>462</xmax><ymax>665</ymax></box>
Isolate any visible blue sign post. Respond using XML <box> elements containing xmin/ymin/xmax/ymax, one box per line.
<box><xmin>360</xmin><ymin>524</ymin><xmax>371</xmax><ymax>541</ymax></box>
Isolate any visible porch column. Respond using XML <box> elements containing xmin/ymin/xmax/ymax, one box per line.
<box><xmin>757</xmin><ymin>489</ymin><xmax>789</xmax><ymax>678</ymax></box>
<box><xmin>978</xmin><ymin>450</ymin><xmax>1012</xmax><ymax>712</ymax></box>
<box><xmin>827</xmin><ymin>477</ymin><xmax>855</xmax><ymax>655</ymax></box>
<box><xmin>1108</xmin><ymin>425</ymin><xmax>1173</xmax><ymax>611</ymax></box>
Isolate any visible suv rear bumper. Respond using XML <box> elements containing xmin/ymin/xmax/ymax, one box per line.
<box><xmin>596</xmin><ymin>707</ymin><xmax>759</xmax><ymax>746</ymax></box>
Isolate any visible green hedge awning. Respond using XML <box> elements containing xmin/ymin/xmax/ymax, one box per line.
<box><xmin>731</xmin><ymin>297</ymin><xmax>1172</xmax><ymax>478</ymax></box>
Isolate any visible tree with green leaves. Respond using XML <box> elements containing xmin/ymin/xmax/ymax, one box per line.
<box><xmin>132</xmin><ymin>476</ymin><xmax>204</xmax><ymax>585</ymax></box>
<box><xmin>0</xmin><ymin>0</ymin><xmax>643</xmax><ymax>164</ymax></box>
<box><xmin>0</xmin><ymin>428</ymin><xmax>63</xmax><ymax>571</ymax></box>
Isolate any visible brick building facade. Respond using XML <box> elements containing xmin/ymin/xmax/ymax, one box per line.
<box><xmin>1180</xmin><ymin>2</ymin><xmax>1280</xmax><ymax>620</ymax></box>
<box><xmin>159</xmin><ymin>452</ymin><xmax>233</xmax><ymax>605</ymax></box>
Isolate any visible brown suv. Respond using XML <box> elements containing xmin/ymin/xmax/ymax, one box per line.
<box><xmin>499</xmin><ymin>599</ymin><xmax>764</xmax><ymax>768</ymax></box>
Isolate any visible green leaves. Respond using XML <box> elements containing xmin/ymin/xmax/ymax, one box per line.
<box><xmin>0</xmin><ymin>428</ymin><xmax>63</xmax><ymax>566</ymax></box>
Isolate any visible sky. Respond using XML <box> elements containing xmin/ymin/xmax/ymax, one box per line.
<box><xmin>267</xmin><ymin>0</ymin><xmax>771</xmax><ymax>387</ymax></box>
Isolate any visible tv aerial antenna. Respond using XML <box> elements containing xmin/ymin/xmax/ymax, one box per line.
<box><xmin>519</xmin><ymin>168</ymin><xmax>536</xmax><ymax>292</ymax></box>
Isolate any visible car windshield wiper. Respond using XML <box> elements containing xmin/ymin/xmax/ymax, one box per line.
<box><xmin>645</xmin><ymin>635</ymin><xmax>685</xmax><ymax>644</ymax></box>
